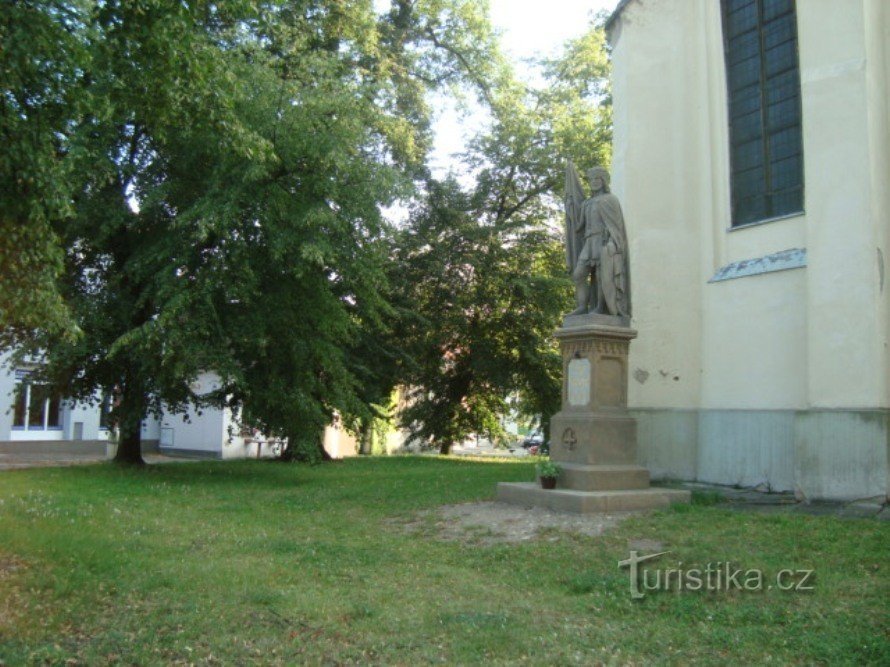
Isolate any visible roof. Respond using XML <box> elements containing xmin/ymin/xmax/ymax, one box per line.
<box><xmin>604</xmin><ymin>0</ymin><xmax>635</xmax><ymax>36</ymax></box>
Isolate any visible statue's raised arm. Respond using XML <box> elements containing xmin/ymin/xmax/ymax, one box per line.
<box><xmin>564</xmin><ymin>160</ymin><xmax>585</xmax><ymax>273</ymax></box>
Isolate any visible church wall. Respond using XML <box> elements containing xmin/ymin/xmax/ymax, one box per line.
<box><xmin>609</xmin><ymin>0</ymin><xmax>889</xmax><ymax>500</ymax></box>
<box><xmin>611</xmin><ymin>0</ymin><xmax>705</xmax><ymax>412</ymax></box>
<box><xmin>797</xmin><ymin>0</ymin><xmax>887</xmax><ymax>410</ymax></box>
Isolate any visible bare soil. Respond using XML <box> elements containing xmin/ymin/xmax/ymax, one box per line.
<box><xmin>393</xmin><ymin>501</ymin><xmax>639</xmax><ymax>545</ymax></box>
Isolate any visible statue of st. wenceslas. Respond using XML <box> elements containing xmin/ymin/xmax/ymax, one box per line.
<box><xmin>564</xmin><ymin>162</ymin><xmax>631</xmax><ymax>318</ymax></box>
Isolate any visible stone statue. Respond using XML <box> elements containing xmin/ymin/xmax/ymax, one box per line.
<box><xmin>564</xmin><ymin>162</ymin><xmax>631</xmax><ymax>318</ymax></box>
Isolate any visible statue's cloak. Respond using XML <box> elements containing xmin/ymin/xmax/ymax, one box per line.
<box><xmin>597</xmin><ymin>193</ymin><xmax>631</xmax><ymax>317</ymax></box>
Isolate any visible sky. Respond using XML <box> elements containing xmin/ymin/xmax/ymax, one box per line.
<box><xmin>428</xmin><ymin>0</ymin><xmax>619</xmax><ymax>176</ymax></box>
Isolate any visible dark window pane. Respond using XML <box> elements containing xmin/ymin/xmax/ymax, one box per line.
<box><xmin>732</xmin><ymin>138</ymin><xmax>765</xmax><ymax>173</ymax></box>
<box><xmin>46</xmin><ymin>394</ymin><xmax>61</xmax><ymax>428</ymax></box>
<box><xmin>729</xmin><ymin>53</ymin><xmax>762</xmax><ymax>88</ymax></box>
<box><xmin>770</xmin><ymin>188</ymin><xmax>803</xmax><ymax>216</ymax></box>
<box><xmin>28</xmin><ymin>385</ymin><xmax>48</xmax><ymax>428</ymax></box>
<box><xmin>770</xmin><ymin>155</ymin><xmax>803</xmax><ymax>191</ymax></box>
<box><xmin>732</xmin><ymin>109</ymin><xmax>764</xmax><ymax>143</ymax></box>
<box><xmin>730</xmin><ymin>82</ymin><xmax>762</xmax><ymax>117</ymax></box>
<box><xmin>766</xmin><ymin>95</ymin><xmax>800</xmax><ymax>131</ymax></box>
<box><xmin>725</xmin><ymin>0</ymin><xmax>754</xmax><ymax>12</ymax></box>
<box><xmin>722</xmin><ymin>0</ymin><xmax>803</xmax><ymax>226</ymax></box>
<box><xmin>12</xmin><ymin>384</ymin><xmax>26</xmax><ymax>427</ymax></box>
<box><xmin>734</xmin><ymin>166</ymin><xmax>766</xmax><ymax>200</ymax></box>
<box><xmin>765</xmin><ymin>69</ymin><xmax>798</xmax><ymax>104</ymax></box>
<box><xmin>764</xmin><ymin>41</ymin><xmax>797</xmax><ymax>77</ymax></box>
<box><xmin>727</xmin><ymin>2</ymin><xmax>758</xmax><ymax>37</ymax></box>
<box><xmin>762</xmin><ymin>13</ymin><xmax>796</xmax><ymax>49</ymax></box>
<box><xmin>768</xmin><ymin>126</ymin><xmax>801</xmax><ymax>161</ymax></box>
<box><xmin>728</xmin><ymin>31</ymin><xmax>760</xmax><ymax>65</ymax></box>
<box><xmin>762</xmin><ymin>0</ymin><xmax>794</xmax><ymax>21</ymax></box>
<box><xmin>736</xmin><ymin>195</ymin><xmax>768</xmax><ymax>225</ymax></box>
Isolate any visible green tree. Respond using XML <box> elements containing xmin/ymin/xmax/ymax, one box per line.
<box><xmin>390</xmin><ymin>18</ymin><xmax>613</xmax><ymax>453</ymax></box>
<box><xmin>0</xmin><ymin>0</ymin><xmax>92</xmax><ymax>340</ymax></box>
<box><xmin>392</xmin><ymin>178</ymin><xmax>567</xmax><ymax>453</ymax></box>
<box><xmin>5</xmin><ymin>1</ymin><xmax>500</xmax><ymax>464</ymax></box>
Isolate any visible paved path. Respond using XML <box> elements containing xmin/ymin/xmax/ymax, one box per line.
<box><xmin>0</xmin><ymin>441</ymin><xmax>185</xmax><ymax>470</ymax></box>
<box><xmin>681</xmin><ymin>481</ymin><xmax>888</xmax><ymax>521</ymax></box>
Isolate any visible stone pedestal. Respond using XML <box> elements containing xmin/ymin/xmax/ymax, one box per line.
<box><xmin>498</xmin><ymin>315</ymin><xmax>690</xmax><ymax>513</ymax></box>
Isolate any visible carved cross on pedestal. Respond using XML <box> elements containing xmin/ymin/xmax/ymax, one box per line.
<box><xmin>562</xmin><ymin>427</ymin><xmax>577</xmax><ymax>451</ymax></box>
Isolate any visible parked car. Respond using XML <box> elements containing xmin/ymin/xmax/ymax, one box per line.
<box><xmin>521</xmin><ymin>432</ymin><xmax>543</xmax><ymax>449</ymax></box>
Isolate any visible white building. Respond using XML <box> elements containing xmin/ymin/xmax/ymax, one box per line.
<box><xmin>0</xmin><ymin>357</ymin><xmax>354</xmax><ymax>459</ymax></box>
<box><xmin>607</xmin><ymin>0</ymin><xmax>889</xmax><ymax>500</ymax></box>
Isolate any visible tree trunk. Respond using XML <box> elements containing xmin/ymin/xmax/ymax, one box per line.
<box><xmin>359</xmin><ymin>422</ymin><xmax>373</xmax><ymax>455</ymax></box>
<box><xmin>282</xmin><ymin>427</ymin><xmax>333</xmax><ymax>463</ymax></box>
<box><xmin>114</xmin><ymin>425</ymin><xmax>145</xmax><ymax>465</ymax></box>
<box><xmin>113</xmin><ymin>374</ymin><xmax>146</xmax><ymax>466</ymax></box>
<box><xmin>439</xmin><ymin>441</ymin><xmax>452</xmax><ymax>455</ymax></box>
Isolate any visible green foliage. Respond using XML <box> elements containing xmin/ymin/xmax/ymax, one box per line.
<box><xmin>535</xmin><ymin>457</ymin><xmax>560</xmax><ymax>478</ymax></box>
<box><xmin>3</xmin><ymin>0</ymin><xmax>503</xmax><ymax>463</ymax></box>
<box><xmin>391</xmin><ymin>177</ymin><xmax>568</xmax><ymax>453</ymax></box>
<box><xmin>0</xmin><ymin>0</ymin><xmax>92</xmax><ymax>339</ymax></box>
<box><xmin>692</xmin><ymin>489</ymin><xmax>725</xmax><ymax>506</ymax></box>
<box><xmin>390</xmin><ymin>18</ymin><xmax>613</xmax><ymax>453</ymax></box>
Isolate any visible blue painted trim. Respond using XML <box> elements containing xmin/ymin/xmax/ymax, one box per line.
<box><xmin>709</xmin><ymin>248</ymin><xmax>807</xmax><ymax>283</ymax></box>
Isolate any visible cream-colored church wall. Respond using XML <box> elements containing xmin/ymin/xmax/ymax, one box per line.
<box><xmin>609</xmin><ymin>0</ymin><xmax>889</xmax><ymax>499</ymax></box>
<box><xmin>613</xmin><ymin>0</ymin><xmax>888</xmax><ymax>412</ymax></box>
<box><xmin>612</xmin><ymin>0</ymin><xmax>705</xmax><ymax>411</ymax></box>
<box><xmin>864</xmin><ymin>0</ymin><xmax>890</xmax><ymax>411</ymax></box>
<box><xmin>700</xmin><ymin>269</ymin><xmax>808</xmax><ymax>410</ymax></box>
<box><xmin>798</xmin><ymin>0</ymin><xmax>888</xmax><ymax>409</ymax></box>
<box><xmin>614</xmin><ymin>0</ymin><xmax>807</xmax><ymax>410</ymax></box>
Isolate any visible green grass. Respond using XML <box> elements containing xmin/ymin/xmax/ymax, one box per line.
<box><xmin>0</xmin><ymin>457</ymin><xmax>887</xmax><ymax>665</ymax></box>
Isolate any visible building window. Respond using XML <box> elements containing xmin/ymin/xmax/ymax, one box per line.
<box><xmin>11</xmin><ymin>376</ymin><xmax>62</xmax><ymax>430</ymax></box>
<box><xmin>721</xmin><ymin>0</ymin><xmax>804</xmax><ymax>226</ymax></box>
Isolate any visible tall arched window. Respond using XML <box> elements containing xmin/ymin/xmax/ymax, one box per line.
<box><xmin>721</xmin><ymin>0</ymin><xmax>804</xmax><ymax>226</ymax></box>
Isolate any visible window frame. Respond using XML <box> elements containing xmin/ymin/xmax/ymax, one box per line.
<box><xmin>720</xmin><ymin>0</ymin><xmax>805</xmax><ymax>228</ymax></box>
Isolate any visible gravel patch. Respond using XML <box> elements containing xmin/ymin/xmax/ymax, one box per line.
<box><xmin>393</xmin><ymin>501</ymin><xmax>635</xmax><ymax>545</ymax></box>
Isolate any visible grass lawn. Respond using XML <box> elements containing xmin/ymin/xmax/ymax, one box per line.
<box><xmin>0</xmin><ymin>457</ymin><xmax>887</xmax><ymax>665</ymax></box>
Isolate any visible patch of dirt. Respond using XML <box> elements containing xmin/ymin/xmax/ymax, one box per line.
<box><xmin>392</xmin><ymin>502</ymin><xmax>635</xmax><ymax>545</ymax></box>
<box><xmin>0</xmin><ymin>554</ymin><xmax>28</xmax><ymax>579</ymax></box>
<box><xmin>0</xmin><ymin>554</ymin><xmax>30</xmax><ymax>637</ymax></box>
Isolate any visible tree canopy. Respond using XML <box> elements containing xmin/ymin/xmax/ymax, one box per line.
<box><xmin>389</xmin><ymin>19</ymin><xmax>613</xmax><ymax>452</ymax></box>
<box><xmin>1</xmin><ymin>2</ymin><xmax>614</xmax><ymax>462</ymax></box>
<box><xmin>3</xmin><ymin>0</ymin><xmax>504</xmax><ymax>463</ymax></box>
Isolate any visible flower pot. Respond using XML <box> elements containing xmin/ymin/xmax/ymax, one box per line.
<box><xmin>540</xmin><ymin>476</ymin><xmax>557</xmax><ymax>490</ymax></box>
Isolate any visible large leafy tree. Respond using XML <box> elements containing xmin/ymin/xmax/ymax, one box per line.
<box><xmin>392</xmin><ymin>178</ymin><xmax>567</xmax><ymax>453</ymax></box>
<box><xmin>391</xmin><ymin>19</ymin><xmax>613</xmax><ymax>453</ymax></box>
<box><xmin>5</xmin><ymin>0</ymin><xmax>500</xmax><ymax>464</ymax></box>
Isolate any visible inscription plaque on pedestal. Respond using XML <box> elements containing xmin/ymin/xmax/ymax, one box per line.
<box><xmin>567</xmin><ymin>358</ymin><xmax>590</xmax><ymax>407</ymax></box>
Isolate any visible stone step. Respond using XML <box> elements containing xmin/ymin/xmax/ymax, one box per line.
<box><xmin>556</xmin><ymin>463</ymin><xmax>651</xmax><ymax>491</ymax></box>
<box><xmin>497</xmin><ymin>482</ymin><xmax>691</xmax><ymax>514</ymax></box>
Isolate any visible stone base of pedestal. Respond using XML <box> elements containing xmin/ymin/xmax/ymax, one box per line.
<box><xmin>497</xmin><ymin>482</ymin><xmax>691</xmax><ymax>514</ymax></box>
<box><xmin>496</xmin><ymin>317</ymin><xmax>691</xmax><ymax>514</ymax></box>
<box><xmin>558</xmin><ymin>463</ymin><xmax>651</xmax><ymax>490</ymax></box>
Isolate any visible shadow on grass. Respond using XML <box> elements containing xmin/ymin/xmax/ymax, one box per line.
<box><xmin>35</xmin><ymin>455</ymin><xmax>532</xmax><ymax>496</ymax></box>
